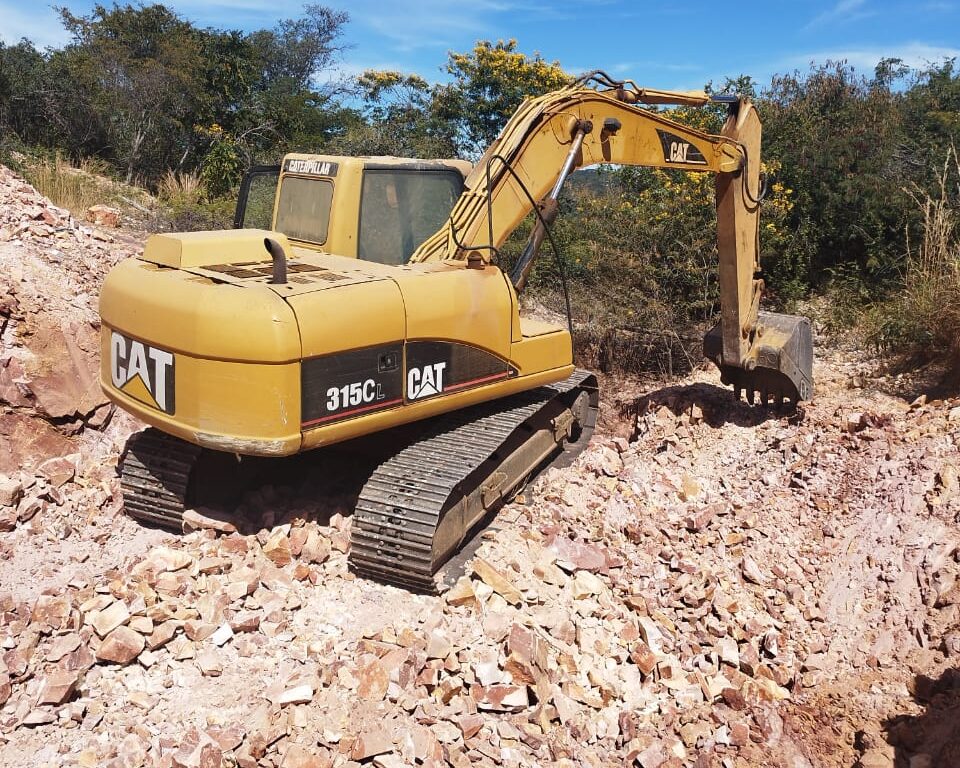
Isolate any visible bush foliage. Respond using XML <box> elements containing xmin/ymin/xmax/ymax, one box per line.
<box><xmin>2</xmin><ymin>5</ymin><xmax>959</xmax><ymax>367</ymax></box>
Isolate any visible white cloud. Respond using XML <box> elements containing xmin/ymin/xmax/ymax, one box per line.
<box><xmin>349</xmin><ymin>0</ymin><xmax>526</xmax><ymax>53</ymax></box>
<box><xmin>344</xmin><ymin>0</ymin><xmax>607</xmax><ymax>55</ymax></box>
<box><xmin>786</xmin><ymin>42</ymin><xmax>960</xmax><ymax>72</ymax></box>
<box><xmin>804</xmin><ymin>0</ymin><xmax>874</xmax><ymax>30</ymax></box>
<box><xmin>608</xmin><ymin>61</ymin><xmax>703</xmax><ymax>74</ymax></box>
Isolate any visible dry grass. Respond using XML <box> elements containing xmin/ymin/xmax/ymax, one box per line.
<box><xmin>16</xmin><ymin>152</ymin><xmax>162</xmax><ymax>229</ymax></box>
<box><xmin>866</xmin><ymin>148</ymin><xmax>960</xmax><ymax>359</ymax></box>
<box><xmin>157</xmin><ymin>170</ymin><xmax>203</xmax><ymax>203</ymax></box>
<box><xmin>21</xmin><ymin>154</ymin><xmax>118</xmax><ymax>215</ymax></box>
<box><xmin>8</xmin><ymin>149</ymin><xmax>226</xmax><ymax>233</ymax></box>
<box><xmin>903</xmin><ymin>150</ymin><xmax>960</xmax><ymax>353</ymax></box>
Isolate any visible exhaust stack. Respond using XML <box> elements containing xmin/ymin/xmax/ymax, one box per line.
<box><xmin>263</xmin><ymin>237</ymin><xmax>288</xmax><ymax>285</ymax></box>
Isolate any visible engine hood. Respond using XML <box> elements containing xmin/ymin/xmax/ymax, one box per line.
<box><xmin>142</xmin><ymin>229</ymin><xmax>403</xmax><ymax>297</ymax></box>
<box><xmin>178</xmin><ymin>249</ymin><xmax>457</xmax><ymax>301</ymax></box>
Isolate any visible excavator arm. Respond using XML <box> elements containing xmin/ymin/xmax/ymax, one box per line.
<box><xmin>410</xmin><ymin>76</ymin><xmax>813</xmax><ymax>404</ymax></box>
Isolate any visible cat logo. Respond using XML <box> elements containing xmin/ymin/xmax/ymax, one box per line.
<box><xmin>110</xmin><ymin>331</ymin><xmax>175</xmax><ymax>414</ymax></box>
<box><xmin>407</xmin><ymin>362</ymin><xmax>446</xmax><ymax>400</ymax></box>
<box><xmin>657</xmin><ymin>129</ymin><xmax>707</xmax><ymax>165</ymax></box>
<box><xmin>669</xmin><ymin>142</ymin><xmax>690</xmax><ymax>163</ymax></box>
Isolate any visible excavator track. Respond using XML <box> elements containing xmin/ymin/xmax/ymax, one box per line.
<box><xmin>119</xmin><ymin>428</ymin><xmax>201</xmax><ymax>529</ymax></box>
<box><xmin>349</xmin><ymin>370</ymin><xmax>599</xmax><ymax>592</ymax></box>
<box><xmin>119</xmin><ymin>371</ymin><xmax>598</xmax><ymax>591</ymax></box>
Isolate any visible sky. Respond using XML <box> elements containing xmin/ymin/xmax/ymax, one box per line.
<box><xmin>1</xmin><ymin>0</ymin><xmax>959</xmax><ymax>91</ymax></box>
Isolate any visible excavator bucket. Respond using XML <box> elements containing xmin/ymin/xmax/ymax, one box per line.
<box><xmin>703</xmin><ymin>311</ymin><xmax>813</xmax><ymax>405</ymax></box>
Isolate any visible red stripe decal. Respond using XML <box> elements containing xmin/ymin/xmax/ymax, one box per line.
<box><xmin>444</xmin><ymin>371</ymin><xmax>510</xmax><ymax>392</ymax></box>
<box><xmin>302</xmin><ymin>398</ymin><xmax>402</xmax><ymax>427</ymax></box>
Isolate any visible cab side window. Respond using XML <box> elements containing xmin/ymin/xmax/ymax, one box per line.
<box><xmin>358</xmin><ymin>170</ymin><xmax>463</xmax><ymax>265</ymax></box>
<box><xmin>275</xmin><ymin>177</ymin><xmax>334</xmax><ymax>244</ymax></box>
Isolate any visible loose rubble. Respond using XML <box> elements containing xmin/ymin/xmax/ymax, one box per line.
<box><xmin>0</xmin><ymin>164</ymin><xmax>140</xmax><ymax>475</ymax></box>
<box><xmin>2</xmin><ymin>165</ymin><xmax>960</xmax><ymax>767</ymax></box>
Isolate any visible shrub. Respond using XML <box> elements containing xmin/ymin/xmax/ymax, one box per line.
<box><xmin>154</xmin><ymin>169</ymin><xmax>233</xmax><ymax>232</ymax></box>
<box><xmin>865</xmin><ymin>148</ymin><xmax>960</xmax><ymax>358</ymax></box>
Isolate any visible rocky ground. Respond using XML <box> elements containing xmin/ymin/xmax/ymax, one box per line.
<box><xmin>1</xmin><ymin>166</ymin><xmax>959</xmax><ymax>768</ymax></box>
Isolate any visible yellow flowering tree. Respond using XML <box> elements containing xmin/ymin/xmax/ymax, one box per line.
<box><xmin>433</xmin><ymin>40</ymin><xmax>570</xmax><ymax>156</ymax></box>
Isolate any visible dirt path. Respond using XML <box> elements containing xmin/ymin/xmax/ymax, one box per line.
<box><xmin>1</xmin><ymin>166</ymin><xmax>958</xmax><ymax>767</ymax></box>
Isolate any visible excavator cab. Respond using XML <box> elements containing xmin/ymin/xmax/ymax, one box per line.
<box><xmin>232</xmin><ymin>155</ymin><xmax>471</xmax><ymax>265</ymax></box>
<box><xmin>233</xmin><ymin>165</ymin><xmax>280</xmax><ymax>230</ymax></box>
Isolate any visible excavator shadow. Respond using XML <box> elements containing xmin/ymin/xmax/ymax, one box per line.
<box><xmin>884</xmin><ymin>667</ymin><xmax>960</xmax><ymax>766</ymax></box>
<box><xmin>185</xmin><ymin>439</ymin><xmax>393</xmax><ymax>535</ymax></box>
<box><xmin>618</xmin><ymin>381</ymin><xmax>802</xmax><ymax>432</ymax></box>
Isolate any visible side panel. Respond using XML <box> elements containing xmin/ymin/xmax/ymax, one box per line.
<box><xmin>405</xmin><ymin>341</ymin><xmax>513</xmax><ymax>402</ymax></box>
<box><xmin>510</xmin><ymin>332</ymin><xmax>573</xmax><ymax>376</ymax></box>
<box><xmin>290</xmin><ymin>279</ymin><xmax>406</xmax><ymax>358</ymax></box>
<box><xmin>391</xmin><ymin>264</ymin><xmax>513</xmax><ymax>360</ymax></box>
<box><xmin>301</xmin><ymin>344</ymin><xmax>403</xmax><ymax>427</ymax></box>
<box><xmin>298</xmin><ymin>363</ymin><xmax>573</xmax><ymax>451</ymax></box>
<box><xmin>300</xmin><ymin>340</ymin><xmax>516</xmax><ymax>429</ymax></box>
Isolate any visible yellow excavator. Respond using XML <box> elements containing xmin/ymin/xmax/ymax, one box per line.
<box><xmin>99</xmin><ymin>73</ymin><xmax>813</xmax><ymax>591</ymax></box>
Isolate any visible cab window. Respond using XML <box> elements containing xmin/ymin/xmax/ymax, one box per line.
<box><xmin>274</xmin><ymin>176</ymin><xmax>333</xmax><ymax>244</ymax></box>
<box><xmin>234</xmin><ymin>166</ymin><xmax>279</xmax><ymax>230</ymax></box>
<box><xmin>358</xmin><ymin>170</ymin><xmax>463</xmax><ymax>265</ymax></box>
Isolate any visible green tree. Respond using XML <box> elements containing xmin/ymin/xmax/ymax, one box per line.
<box><xmin>758</xmin><ymin>61</ymin><xmax>909</xmax><ymax>291</ymax></box>
<box><xmin>899</xmin><ymin>59</ymin><xmax>960</xmax><ymax>186</ymax></box>
<box><xmin>329</xmin><ymin>70</ymin><xmax>457</xmax><ymax>157</ymax></box>
<box><xmin>57</xmin><ymin>4</ymin><xmax>208</xmax><ymax>183</ymax></box>
<box><xmin>0</xmin><ymin>4</ymin><xmax>350</xmax><ymax>190</ymax></box>
<box><xmin>247</xmin><ymin>4</ymin><xmax>346</xmax><ymax>87</ymax></box>
<box><xmin>0</xmin><ymin>41</ymin><xmax>49</xmax><ymax>145</ymax></box>
<box><xmin>235</xmin><ymin>5</ymin><xmax>349</xmax><ymax>156</ymax></box>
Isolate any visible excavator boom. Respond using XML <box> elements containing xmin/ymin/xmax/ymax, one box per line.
<box><xmin>411</xmin><ymin>77</ymin><xmax>813</xmax><ymax>403</ymax></box>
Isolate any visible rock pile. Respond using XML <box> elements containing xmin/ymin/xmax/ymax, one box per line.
<box><xmin>0</xmin><ymin>165</ymin><xmax>138</xmax><ymax>477</ymax></box>
<box><xmin>2</xmin><ymin>370</ymin><xmax>957</xmax><ymax>766</ymax></box>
